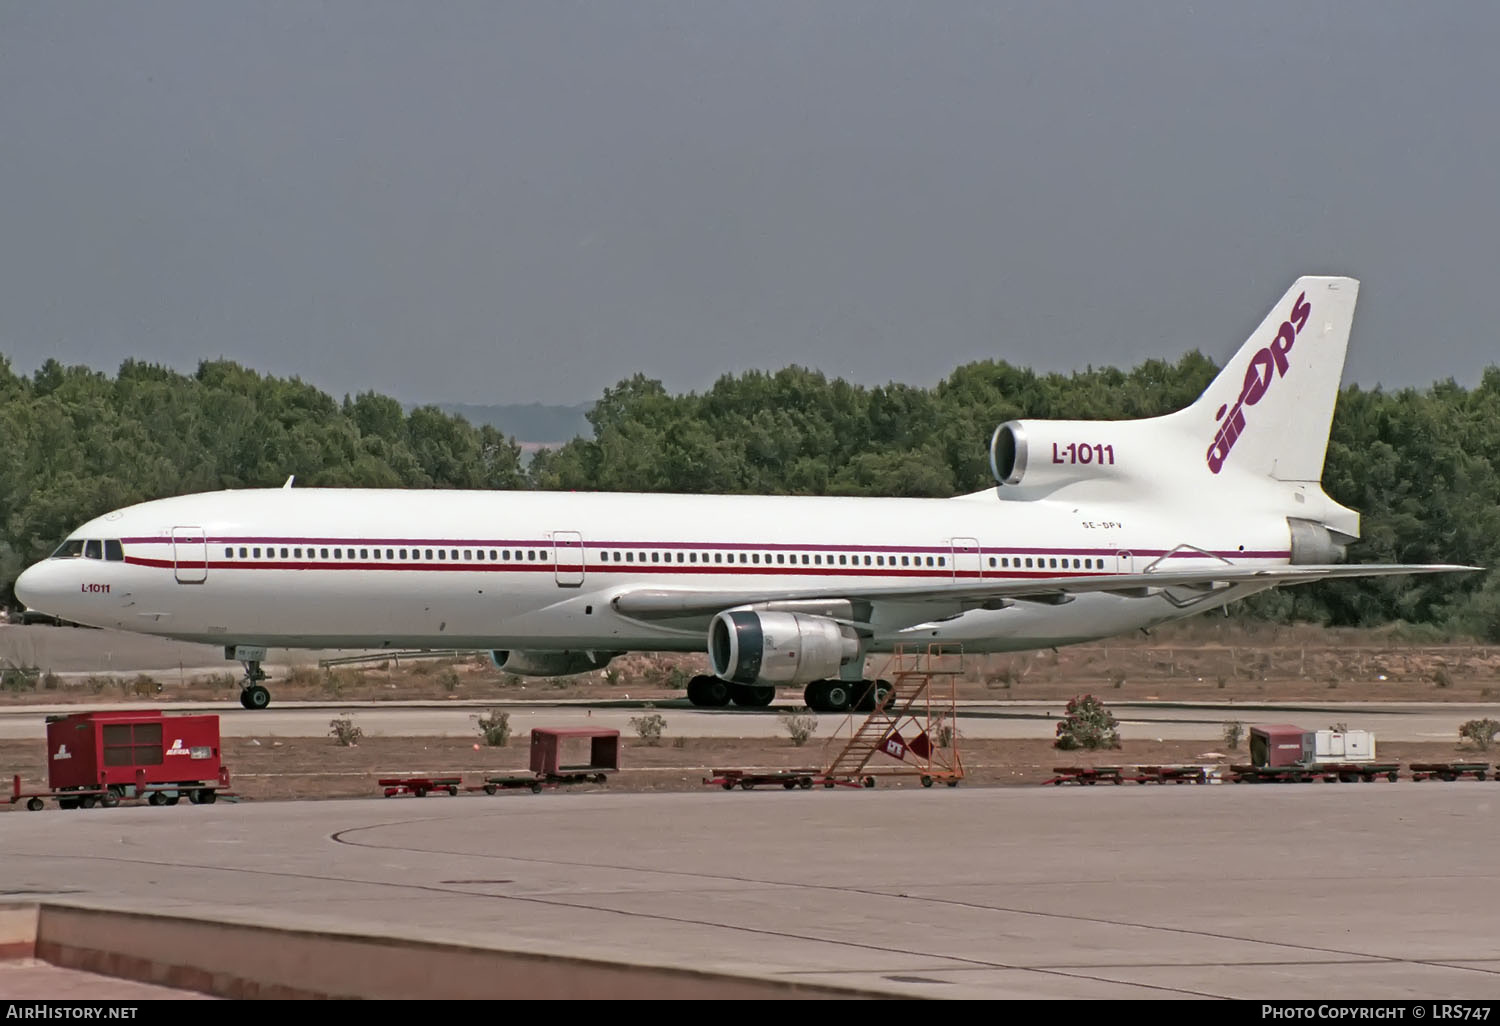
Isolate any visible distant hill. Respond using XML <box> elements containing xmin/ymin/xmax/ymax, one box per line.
<box><xmin>412</xmin><ymin>401</ymin><xmax>594</xmax><ymax>448</ymax></box>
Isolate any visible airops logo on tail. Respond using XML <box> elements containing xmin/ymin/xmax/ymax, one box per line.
<box><xmin>1207</xmin><ymin>291</ymin><xmax>1313</xmax><ymax>473</ymax></box>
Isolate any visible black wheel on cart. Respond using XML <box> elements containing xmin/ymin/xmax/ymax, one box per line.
<box><xmin>921</xmin><ymin>776</ymin><xmax>933</xmax><ymax>788</ymax></box>
<box><xmin>414</xmin><ymin>787</ymin><xmax>428</xmax><ymax>797</ymax></box>
<box><xmin>484</xmin><ymin>784</ymin><xmax>498</xmax><ymax>795</ymax></box>
<box><xmin>783</xmin><ymin>780</ymin><xmax>796</xmax><ymax>790</ymax></box>
<box><xmin>79</xmin><ymin>795</ymin><xmax>97</xmax><ymax>809</ymax></box>
<box><xmin>947</xmin><ymin>780</ymin><xmax>959</xmax><ymax>787</ymax></box>
<box><xmin>447</xmin><ymin>786</ymin><xmax>459</xmax><ymax>796</ymax></box>
<box><xmin>799</xmin><ymin>777</ymin><xmax>813</xmax><ymax>790</ymax></box>
<box><xmin>58</xmin><ymin>797</ymin><xmax>79</xmax><ymax>809</ymax></box>
<box><xmin>149</xmin><ymin>791</ymin><xmax>166</xmax><ymax>806</ymax></box>
<box><xmin>1388</xmin><ymin>772</ymin><xmax>1399</xmax><ymax>782</ymax></box>
<box><xmin>721</xmin><ymin>781</ymin><xmax>733</xmax><ymax>791</ymax></box>
<box><xmin>195</xmin><ymin>790</ymin><xmax>217</xmax><ymax>804</ymax></box>
<box><xmin>26</xmin><ymin>798</ymin><xmax>43</xmax><ymax>811</ymax></box>
<box><xmin>101</xmin><ymin>790</ymin><xmax>120</xmax><ymax>808</ymax></box>
<box><xmin>863</xmin><ymin>776</ymin><xmax>876</xmax><ymax>788</ymax></box>
<box><xmin>739</xmin><ymin>780</ymin><xmax>754</xmax><ymax>790</ymax></box>
<box><xmin>529</xmin><ymin>782</ymin><xmax>542</xmax><ymax>794</ymax></box>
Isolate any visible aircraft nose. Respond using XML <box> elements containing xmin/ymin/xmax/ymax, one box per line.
<box><xmin>13</xmin><ymin>561</ymin><xmax>49</xmax><ymax>613</ymax></box>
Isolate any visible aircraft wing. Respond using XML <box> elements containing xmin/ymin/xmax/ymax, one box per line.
<box><xmin>608</xmin><ymin>563</ymin><xmax>1481</xmax><ymax>621</ymax></box>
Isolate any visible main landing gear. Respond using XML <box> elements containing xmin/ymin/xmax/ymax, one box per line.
<box><xmin>238</xmin><ymin>660</ymin><xmax>271</xmax><ymax>710</ymax></box>
<box><xmin>685</xmin><ymin>675</ymin><xmax>775</xmax><ymax>708</ymax></box>
<box><xmin>803</xmin><ymin>679</ymin><xmax>892</xmax><ymax>714</ymax></box>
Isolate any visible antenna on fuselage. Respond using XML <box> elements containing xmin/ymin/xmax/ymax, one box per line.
<box><xmin>283</xmin><ymin>476</ymin><xmax>295</xmax><ymax>489</ymax></box>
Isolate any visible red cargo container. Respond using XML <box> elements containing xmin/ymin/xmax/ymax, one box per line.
<box><xmin>47</xmin><ymin>710</ymin><xmax>223</xmax><ymax>794</ymax></box>
<box><xmin>530</xmin><ymin>727</ymin><xmax>619</xmax><ymax>783</ymax></box>
<box><xmin>1250</xmin><ymin>724</ymin><xmax>1314</xmax><ymax>767</ymax></box>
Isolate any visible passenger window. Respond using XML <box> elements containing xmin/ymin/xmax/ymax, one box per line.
<box><xmin>626</xmin><ymin>552</ymin><xmax>634</xmax><ymax>562</ymax></box>
<box><xmin>987</xmin><ymin>557</ymin><xmax>995</xmax><ymax>567</ymax></box>
<box><xmin>1025</xmin><ymin>558</ymin><xmax>1033</xmax><ymax>568</ymax></box>
<box><xmin>424</xmin><ymin>549</ymin><xmax>433</xmax><ymax>560</ymax></box>
<box><xmin>254</xmin><ymin>548</ymin><xmax>262</xmax><ymax>558</ymax></box>
<box><xmin>938</xmin><ymin>557</ymin><xmax>946</xmax><ymax>566</ymax></box>
<box><xmin>280</xmin><ymin>548</ymin><xmax>288</xmax><ymax>558</ymax></box>
<box><xmin>839</xmin><ymin>555</ymin><xmax>847</xmax><ymax>565</ymax></box>
<box><xmin>437</xmin><ymin>550</ymin><xmax>445</xmax><ymax>560</ymax></box>
<box><xmin>801</xmin><ymin>554</ymin><xmax>809</xmax><ymax>564</ymax></box>
<box><xmin>320</xmin><ymin>548</ymin><xmax>329</xmax><ymax>558</ymax></box>
<box><xmin>653</xmin><ymin>552</ymin><xmax>661</xmax><ymax>563</ymax></box>
<box><xmin>689</xmin><ymin>552</ymin><xmax>697</xmax><ymax>563</ymax></box>
<box><xmin>752</xmin><ymin>553</ymin><xmax>760</xmax><ymax>564</ymax></box>
<box><xmin>925</xmin><ymin>557</ymin><xmax>933</xmax><ymax>567</ymax></box>
<box><xmin>225</xmin><ymin>548</ymin><xmax>234</xmax><ymax>558</ymax></box>
<box><xmin>357</xmin><ymin>549</ymin><xmax>366</xmax><ymax>559</ymax></box>
<box><xmin>714</xmin><ymin>553</ymin><xmax>722</xmax><ymax>563</ymax></box>
<box><xmin>464</xmin><ymin>550</ymin><xmax>472</xmax><ymax>560</ymax></box>
<box><xmin>677</xmin><ymin>552</ymin><xmax>685</xmax><ymax>563</ymax></box>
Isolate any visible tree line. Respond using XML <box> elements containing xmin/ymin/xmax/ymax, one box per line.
<box><xmin>3</xmin><ymin>352</ymin><xmax>1497</xmax><ymax>639</ymax></box>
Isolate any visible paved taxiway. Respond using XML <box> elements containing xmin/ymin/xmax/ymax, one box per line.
<box><xmin>0</xmin><ymin>699</ymin><xmax>1489</xmax><ymax>743</ymax></box>
<box><xmin>3</xmin><ymin>784</ymin><xmax>1498</xmax><ymax>999</ymax></box>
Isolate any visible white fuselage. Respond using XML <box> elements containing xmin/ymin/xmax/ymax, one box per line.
<box><xmin>16</xmin><ymin>485</ymin><xmax>1294</xmax><ymax>656</ymax></box>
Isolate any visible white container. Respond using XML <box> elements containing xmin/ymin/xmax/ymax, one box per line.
<box><xmin>1316</xmin><ymin>729</ymin><xmax>1376</xmax><ymax>762</ymax></box>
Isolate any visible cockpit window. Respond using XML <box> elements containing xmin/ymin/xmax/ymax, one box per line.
<box><xmin>51</xmin><ymin>539</ymin><xmax>86</xmax><ymax>559</ymax></box>
<box><xmin>84</xmin><ymin>540</ymin><xmax>102</xmax><ymax>560</ymax></box>
<box><xmin>105</xmin><ymin>540</ymin><xmax>124</xmax><ymax>561</ymax></box>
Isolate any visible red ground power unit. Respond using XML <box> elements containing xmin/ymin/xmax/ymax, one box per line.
<box><xmin>46</xmin><ymin>710</ymin><xmax>223</xmax><ymax>792</ymax></box>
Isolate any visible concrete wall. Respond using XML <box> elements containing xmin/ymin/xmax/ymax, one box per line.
<box><xmin>5</xmin><ymin>902</ymin><xmax>888</xmax><ymax>999</ymax></box>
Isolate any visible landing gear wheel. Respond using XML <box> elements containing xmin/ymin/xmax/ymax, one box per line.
<box><xmin>729</xmin><ymin>683</ymin><xmax>775</xmax><ymax>708</ymax></box>
<box><xmin>26</xmin><ymin>798</ymin><xmax>43</xmax><ymax>811</ymax></box>
<box><xmin>823</xmin><ymin>682</ymin><xmax>854</xmax><ymax>712</ymax></box>
<box><xmin>686</xmin><ymin>675</ymin><xmax>731</xmax><ymax>707</ymax></box>
<box><xmin>855</xmin><ymin>680</ymin><xmax>892</xmax><ymax>712</ymax></box>
<box><xmin>242</xmin><ymin>685</ymin><xmax>271</xmax><ymax>710</ymax></box>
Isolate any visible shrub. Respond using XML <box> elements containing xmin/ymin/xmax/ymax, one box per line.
<box><xmin>780</xmin><ymin>708</ymin><xmax>818</xmax><ymax>747</ymax></box>
<box><xmin>1433</xmin><ymin>668</ymin><xmax>1453</xmax><ymax>689</ymax></box>
<box><xmin>1458</xmin><ymin>718</ymin><xmax>1500</xmax><ymax>751</ymax></box>
<box><xmin>1054</xmin><ymin>694</ymin><xmax>1121</xmax><ymax>751</ymax></box>
<box><xmin>328</xmin><ymin>716</ymin><xmax>363</xmax><ymax>746</ymax></box>
<box><xmin>476</xmin><ymin>710</ymin><xmax>511</xmax><ymax>747</ymax></box>
<box><xmin>629</xmin><ymin>709</ymin><xmax>667</xmax><ymax>746</ymax></box>
<box><xmin>1222</xmin><ymin>721</ymin><xmax>1245</xmax><ymax>750</ymax></box>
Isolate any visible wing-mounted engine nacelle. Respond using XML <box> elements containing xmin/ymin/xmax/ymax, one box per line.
<box><xmin>489</xmin><ymin>650</ymin><xmax>621</xmax><ymax>677</ymax></box>
<box><xmin>990</xmin><ymin>419</ymin><xmax>1132</xmax><ymax>489</ymax></box>
<box><xmin>709</xmin><ymin>610</ymin><xmax>861</xmax><ymax>686</ymax></box>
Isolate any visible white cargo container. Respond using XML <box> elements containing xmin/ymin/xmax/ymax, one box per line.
<box><xmin>1315</xmin><ymin>729</ymin><xmax>1376</xmax><ymax>762</ymax></box>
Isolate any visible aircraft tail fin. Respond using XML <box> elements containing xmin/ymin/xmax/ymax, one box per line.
<box><xmin>1172</xmin><ymin>276</ymin><xmax>1359</xmax><ymax>484</ymax></box>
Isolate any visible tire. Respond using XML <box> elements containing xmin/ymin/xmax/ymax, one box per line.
<box><xmin>198</xmin><ymin>790</ymin><xmax>217</xmax><ymax>805</ymax></box>
<box><xmin>687</xmin><ymin>676</ymin><xmax>731</xmax><ymax>707</ymax></box>
<box><xmin>448</xmin><ymin>786</ymin><xmax>459</xmax><ymax>796</ymax></box>
<box><xmin>783</xmin><ymin>781</ymin><xmax>796</xmax><ymax>790</ymax></box>
<box><xmin>824</xmin><ymin>683</ymin><xmax>854</xmax><ymax>712</ymax></box>
<box><xmin>79</xmin><ymin>795</ymin><xmax>97</xmax><ymax>809</ymax></box>
<box><xmin>862</xmin><ymin>776</ymin><xmax>876</xmax><ymax>788</ymax></box>
<box><xmin>101</xmin><ymin>791</ymin><xmax>120</xmax><ymax>808</ymax></box>
<box><xmin>26</xmin><ymin>798</ymin><xmax>43</xmax><ymax>811</ymax></box>
<box><xmin>484</xmin><ymin>784</ymin><xmax>497</xmax><ymax>795</ymax></box>
<box><xmin>799</xmin><ymin>778</ymin><xmax>813</xmax><ymax>790</ymax></box>
<box><xmin>245</xmin><ymin>685</ymin><xmax>271</xmax><ymax>710</ymax></box>
<box><xmin>921</xmin><ymin>776</ymin><xmax>933</xmax><ymax>788</ymax></box>
<box><xmin>529</xmin><ymin>782</ymin><xmax>542</xmax><ymax>794</ymax></box>
<box><xmin>722</xmin><ymin>781</ymin><xmax>733</xmax><ymax>791</ymax></box>
<box><xmin>414</xmin><ymin>787</ymin><xmax>427</xmax><ymax>797</ymax></box>
<box><xmin>730</xmin><ymin>683</ymin><xmax>776</xmax><ymax>708</ymax></box>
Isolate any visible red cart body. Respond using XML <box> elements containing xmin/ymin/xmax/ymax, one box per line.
<box><xmin>46</xmin><ymin>710</ymin><xmax>222</xmax><ymax>791</ymax></box>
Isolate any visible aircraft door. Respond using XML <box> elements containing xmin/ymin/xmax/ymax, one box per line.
<box><xmin>553</xmin><ymin>531</ymin><xmax>584</xmax><ymax>587</ymax></box>
<box><xmin>172</xmin><ymin>526</ymin><xmax>208</xmax><ymax>584</ymax></box>
<box><xmin>1116</xmin><ymin>550</ymin><xmax>1135</xmax><ymax>575</ymax></box>
<box><xmin>949</xmin><ymin>537</ymin><xmax>982</xmax><ymax>581</ymax></box>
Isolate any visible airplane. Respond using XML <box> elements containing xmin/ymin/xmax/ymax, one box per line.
<box><xmin>12</xmin><ymin>275</ymin><xmax>1480</xmax><ymax>712</ymax></box>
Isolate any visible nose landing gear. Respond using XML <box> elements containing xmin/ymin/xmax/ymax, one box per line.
<box><xmin>238</xmin><ymin>660</ymin><xmax>271</xmax><ymax>709</ymax></box>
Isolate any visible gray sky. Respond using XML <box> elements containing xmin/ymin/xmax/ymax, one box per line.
<box><xmin>2</xmin><ymin>2</ymin><xmax>1496</xmax><ymax>408</ymax></box>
